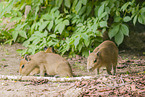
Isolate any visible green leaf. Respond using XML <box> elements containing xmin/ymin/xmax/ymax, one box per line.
<box><xmin>15</xmin><ymin>23</ymin><xmax>27</xmax><ymax>30</ymax></box>
<box><xmin>55</xmin><ymin>18</ymin><xmax>63</xmax><ymax>25</ymax></box>
<box><xmin>120</xmin><ymin>24</ymin><xmax>129</xmax><ymax>36</ymax></box>
<box><xmin>56</xmin><ymin>0</ymin><xmax>63</xmax><ymax>7</ymax></box>
<box><xmin>115</xmin><ymin>30</ymin><xmax>124</xmax><ymax>46</ymax></box>
<box><xmin>12</xmin><ymin>31</ymin><xmax>18</xmax><ymax>42</ymax></box>
<box><xmin>133</xmin><ymin>15</ymin><xmax>138</xmax><ymax>25</ymax></box>
<box><xmin>0</xmin><ymin>0</ymin><xmax>15</xmax><ymax>18</ymax></box>
<box><xmin>72</xmin><ymin>0</ymin><xmax>78</xmax><ymax>8</ymax></box>
<box><xmin>138</xmin><ymin>14</ymin><xmax>145</xmax><ymax>24</ymax></box>
<box><xmin>47</xmin><ymin>20</ymin><xmax>53</xmax><ymax>31</ymax></box>
<box><xmin>18</xmin><ymin>31</ymin><xmax>27</xmax><ymax>38</ymax></box>
<box><xmin>82</xmin><ymin>0</ymin><xmax>87</xmax><ymax>5</ymax></box>
<box><xmin>78</xmin><ymin>6</ymin><xmax>86</xmax><ymax>15</ymax></box>
<box><xmin>114</xmin><ymin>16</ymin><xmax>122</xmax><ymax>22</ymax></box>
<box><xmin>121</xmin><ymin>2</ymin><xmax>130</xmax><ymax>12</ymax></box>
<box><xmin>22</xmin><ymin>40</ymin><xmax>30</xmax><ymax>47</ymax></box>
<box><xmin>140</xmin><ymin>7</ymin><xmax>145</xmax><ymax>13</ymax></box>
<box><xmin>108</xmin><ymin>24</ymin><xmax>120</xmax><ymax>39</ymax></box>
<box><xmin>74</xmin><ymin>36</ymin><xmax>80</xmax><ymax>48</ymax></box>
<box><xmin>78</xmin><ymin>43</ymin><xmax>83</xmax><ymax>52</ymax></box>
<box><xmin>82</xmin><ymin>33</ymin><xmax>89</xmax><ymax>47</ymax></box>
<box><xmin>75</xmin><ymin>1</ymin><xmax>82</xmax><ymax>13</ymax></box>
<box><xmin>123</xmin><ymin>16</ymin><xmax>131</xmax><ymax>22</ymax></box>
<box><xmin>99</xmin><ymin>21</ymin><xmax>107</xmax><ymax>27</ymax></box>
<box><xmin>58</xmin><ymin>23</ymin><xmax>65</xmax><ymax>34</ymax></box>
<box><xmin>65</xmin><ymin>0</ymin><xmax>71</xmax><ymax>8</ymax></box>
<box><xmin>99</xmin><ymin>12</ymin><xmax>107</xmax><ymax>20</ymax></box>
<box><xmin>98</xmin><ymin>4</ymin><xmax>104</xmax><ymax>17</ymax></box>
<box><xmin>10</xmin><ymin>17</ymin><xmax>22</xmax><ymax>22</ymax></box>
<box><xmin>39</xmin><ymin>21</ymin><xmax>49</xmax><ymax>31</ymax></box>
<box><xmin>32</xmin><ymin>38</ymin><xmax>41</xmax><ymax>45</ymax></box>
<box><xmin>63</xmin><ymin>20</ymin><xmax>69</xmax><ymax>25</ymax></box>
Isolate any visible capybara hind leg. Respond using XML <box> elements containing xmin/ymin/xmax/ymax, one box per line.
<box><xmin>56</xmin><ymin>65</ymin><xmax>73</xmax><ymax>77</ymax></box>
<box><xmin>57</xmin><ymin>69</ymin><xmax>72</xmax><ymax>77</ymax></box>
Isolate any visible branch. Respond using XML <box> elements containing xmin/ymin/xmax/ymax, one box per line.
<box><xmin>0</xmin><ymin>74</ymin><xmax>98</xmax><ymax>82</ymax></box>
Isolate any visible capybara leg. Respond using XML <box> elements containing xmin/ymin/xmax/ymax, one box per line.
<box><xmin>39</xmin><ymin>65</ymin><xmax>45</xmax><ymax>76</ymax></box>
<box><xmin>29</xmin><ymin>67</ymin><xmax>40</xmax><ymax>75</ymax></box>
<box><xmin>95</xmin><ymin>68</ymin><xmax>100</xmax><ymax>75</ymax></box>
<box><xmin>106</xmin><ymin>65</ymin><xmax>112</xmax><ymax>75</ymax></box>
<box><xmin>113</xmin><ymin>64</ymin><xmax>117</xmax><ymax>75</ymax></box>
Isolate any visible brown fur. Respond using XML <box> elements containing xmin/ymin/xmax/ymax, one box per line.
<box><xmin>19</xmin><ymin>52</ymin><xmax>73</xmax><ymax>77</ymax></box>
<box><xmin>87</xmin><ymin>40</ymin><xmax>118</xmax><ymax>75</ymax></box>
<box><xmin>19</xmin><ymin>47</ymin><xmax>53</xmax><ymax>75</ymax></box>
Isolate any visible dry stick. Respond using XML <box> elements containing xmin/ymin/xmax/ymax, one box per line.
<box><xmin>0</xmin><ymin>74</ymin><xmax>98</xmax><ymax>82</ymax></box>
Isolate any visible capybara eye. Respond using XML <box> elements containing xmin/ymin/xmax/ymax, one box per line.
<box><xmin>22</xmin><ymin>65</ymin><xmax>24</xmax><ymax>69</ymax></box>
<box><xmin>94</xmin><ymin>59</ymin><xmax>97</xmax><ymax>63</ymax></box>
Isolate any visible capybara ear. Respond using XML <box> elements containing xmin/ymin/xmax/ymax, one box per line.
<box><xmin>44</xmin><ymin>46</ymin><xmax>54</xmax><ymax>53</ymax></box>
<box><xmin>24</xmin><ymin>54</ymin><xmax>31</xmax><ymax>61</ymax></box>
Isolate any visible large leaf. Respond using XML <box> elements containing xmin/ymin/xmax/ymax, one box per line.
<box><xmin>120</xmin><ymin>24</ymin><xmax>129</xmax><ymax>36</ymax></box>
<box><xmin>65</xmin><ymin>0</ymin><xmax>71</xmax><ymax>8</ymax></box>
<box><xmin>140</xmin><ymin>7</ymin><xmax>145</xmax><ymax>13</ymax></box>
<box><xmin>108</xmin><ymin>24</ymin><xmax>120</xmax><ymax>39</ymax></box>
<box><xmin>58</xmin><ymin>23</ymin><xmax>65</xmax><ymax>34</ymax></box>
<box><xmin>56</xmin><ymin>0</ymin><xmax>63</xmax><ymax>7</ymax></box>
<box><xmin>74</xmin><ymin>36</ymin><xmax>80</xmax><ymax>48</ymax></box>
<box><xmin>114</xmin><ymin>16</ymin><xmax>121</xmax><ymax>22</ymax></box>
<box><xmin>18</xmin><ymin>31</ymin><xmax>27</xmax><ymax>38</ymax></box>
<box><xmin>12</xmin><ymin>31</ymin><xmax>18</xmax><ymax>42</ymax></box>
<box><xmin>138</xmin><ymin>14</ymin><xmax>145</xmax><ymax>24</ymax></box>
<box><xmin>98</xmin><ymin>4</ymin><xmax>104</xmax><ymax>17</ymax></box>
<box><xmin>75</xmin><ymin>1</ymin><xmax>82</xmax><ymax>13</ymax></box>
<box><xmin>47</xmin><ymin>20</ymin><xmax>53</xmax><ymax>31</ymax></box>
<box><xmin>123</xmin><ymin>16</ymin><xmax>131</xmax><ymax>22</ymax></box>
<box><xmin>115</xmin><ymin>30</ymin><xmax>124</xmax><ymax>46</ymax></box>
<box><xmin>0</xmin><ymin>0</ymin><xmax>15</xmax><ymax>18</ymax></box>
<box><xmin>82</xmin><ymin>0</ymin><xmax>87</xmax><ymax>5</ymax></box>
<box><xmin>39</xmin><ymin>21</ymin><xmax>49</xmax><ymax>31</ymax></box>
<box><xmin>121</xmin><ymin>2</ymin><xmax>130</xmax><ymax>12</ymax></box>
<box><xmin>99</xmin><ymin>21</ymin><xmax>107</xmax><ymax>27</ymax></box>
<box><xmin>63</xmin><ymin>20</ymin><xmax>69</xmax><ymax>25</ymax></box>
<box><xmin>133</xmin><ymin>15</ymin><xmax>138</xmax><ymax>25</ymax></box>
<box><xmin>82</xmin><ymin>33</ymin><xmax>89</xmax><ymax>47</ymax></box>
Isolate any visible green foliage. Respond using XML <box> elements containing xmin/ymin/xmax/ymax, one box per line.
<box><xmin>0</xmin><ymin>0</ymin><xmax>145</xmax><ymax>57</ymax></box>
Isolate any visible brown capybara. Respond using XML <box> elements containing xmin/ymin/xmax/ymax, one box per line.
<box><xmin>87</xmin><ymin>40</ymin><xmax>118</xmax><ymax>75</ymax></box>
<box><xmin>19</xmin><ymin>47</ymin><xmax>53</xmax><ymax>75</ymax></box>
<box><xmin>19</xmin><ymin>52</ymin><xmax>73</xmax><ymax>77</ymax></box>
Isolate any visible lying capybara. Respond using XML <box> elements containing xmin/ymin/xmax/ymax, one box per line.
<box><xmin>19</xmin><ymin>52</ymin><xmax>73</xmax><ymax>77</ymax></box>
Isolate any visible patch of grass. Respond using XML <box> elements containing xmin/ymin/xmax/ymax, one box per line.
<box><xmin>1</xmin><ymin>58</ymin><xmax>6</xmax><ymax>61</ymax></box>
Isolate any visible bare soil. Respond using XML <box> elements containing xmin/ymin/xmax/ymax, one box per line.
<box><xmin>0</xmin><ymin>44</ymin><xmax>144</xmax><ymax>97</ymax></box>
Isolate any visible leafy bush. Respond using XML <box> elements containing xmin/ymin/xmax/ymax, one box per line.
<box><xmin>0</xmin><ymin>0</ymin><xmax>145</xmax><ymax>57</ymax></box>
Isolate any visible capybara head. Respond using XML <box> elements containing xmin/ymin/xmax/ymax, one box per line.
<box><xmin>87</xmin><ymin>51</ymin><xmax>100</xmax><ymax>72</ymax></box>
<box><xmin>19</xmin><ymin>55</ymin><xmax>35</xmax><ymax>76</ymax></box>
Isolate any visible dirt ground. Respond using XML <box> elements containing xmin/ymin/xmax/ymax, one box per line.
<box><xmin>0</xmin><ymin>43</ymin><xmax>145</xmax><ymax>97</ymax></box>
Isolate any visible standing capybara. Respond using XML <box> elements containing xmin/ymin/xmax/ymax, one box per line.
<box><xmin>87</xmin><ymin>40</ymin><xmax>118</xmax><ymax>75</ymax></box>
